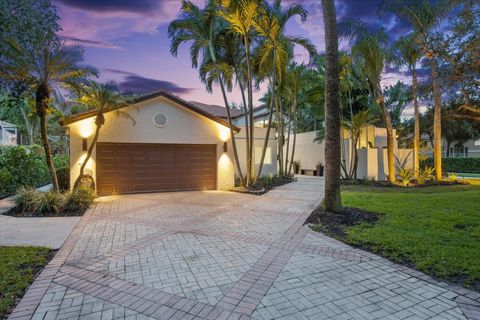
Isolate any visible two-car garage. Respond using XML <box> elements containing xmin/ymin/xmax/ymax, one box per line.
<box><xmin>96</xmin><ymin>143</ymin><xmax>217</xmax><ymax>195</ymax></box>
<box><xmin>64</xmin><ymin>90</ymin><xmax>237</xmax><ymax>196</ymax></box>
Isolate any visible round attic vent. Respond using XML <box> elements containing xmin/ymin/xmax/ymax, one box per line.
<box><xmin>153</xmin><ymin>113</ymin><xmax>167</xmax><ymax>127</ymax></box>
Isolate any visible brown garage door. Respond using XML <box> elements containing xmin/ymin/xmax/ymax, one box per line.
<box><xmin>96</xmin><ymin>143</ymin><xmax>217</xmax><ymax>195</ymax></box>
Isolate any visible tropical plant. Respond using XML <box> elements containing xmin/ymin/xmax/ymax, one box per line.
<box><xmin>169</xmin><ymin>0</ymin><xmax>246</xmax><ymax>186</ymax></box>
<box><xmin>417</xmin><ymin>166</ymin><xmax>435</xmax><ymax>184</ymax></box>
<box><xmin>0</xmin><ymin>40</ymin><xmax>96</xmax><ymax>191</ymax></box>
<box><xmin>72</xmin><ymin>82</ymin><xmax>125</xmax><ymax>192</ymax></box>
<box><xmin>397</xmin><ymin>168</ymin><xmax>414</xmax><ymax>186</ymax></box>
<box><xmin>346</xmin><ymin>21</ymin><xmax>396</xmax><ymax>184</ymax></box>
<box><xmin>321</xmin><ymin>0</ymin><xmax>342</xmax><ymax>212</ymax></box>
<box><xmin>381</xmin><ymin>0</ymin><xmax>457</xmax><ymax>181</ymax></box>
<box><xmin>393</xmin><ymin>33</ymin><xmax>422</xmax><ymax>177</ymax></box>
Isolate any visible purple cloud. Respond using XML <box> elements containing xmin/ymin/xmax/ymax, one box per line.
<box><xmin>62</xmin><ymin>36</ymin><xmax>123</xmax><ymax>49</ymax></box>
<box><xmin>104</xmin><ymin>69</ymin><xmax>195</xmax><ymax>95</ymax></box>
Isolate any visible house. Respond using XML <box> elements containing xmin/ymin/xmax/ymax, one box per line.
<box><xmin>0</xmin><ymin>120</ymin><xmax>18</xmax><ymax>146</ymax></box>
<box><xmin>62</xmin><ymin>90</ymin><xmax>239</xmax><ymax>195</ymax></box>
<box><xmin>445</xmin><ymin>138</ymin><xmax>480</xmax><ymax>158</ymax></box>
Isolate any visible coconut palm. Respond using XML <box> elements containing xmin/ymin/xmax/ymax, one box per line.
<box><xmin>253</xmin><ymin>0</ymin><xmax>316</xmax><ymax>178</ymax></box>
<box><xmin>393</xmin><ymin>34</ymin><xmax>422</xmax><ymax>176</ymax></box>
<box><xmin>350</xmin><ymin>28</ymin><xmax>396</xmax><ymax>183</ymax></box>
<box><xmin>381</xmin><ymin>0</ymin><xmax>456</xmax><ymax>180</ymax></box>
<box><xmin>0</xmin><ymin>40</ymin><xmax>96</xmax><ymax>191</ymax></box>
<box><xmin>72</xmin><ymin>82</ymin><xmax>125</xmax><ymax>192</ymax></box>
<box><xmin>321</xmin><ymin>0</ymin><xmax>342</xmax><ymax>212</ymax></box>
<box><xmin>168</xmin><ymin>0</ymin><xmax>245</xmax><ymax>185</ymax></box>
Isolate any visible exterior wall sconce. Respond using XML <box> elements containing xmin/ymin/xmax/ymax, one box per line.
<box><xmin>82</xmin><ymin>138</ymin><xmax>88</xmax><ymax>151</ymax></box>
<box><xmin>223</xmin><ymin>141</ymin><xmax>227</xmax><ymax>153</ymax></box>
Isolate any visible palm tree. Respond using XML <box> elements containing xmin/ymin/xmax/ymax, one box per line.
<box><xmin>72</xmin><ymin>82</ymin><xmax>124</xmax><ymax>192</ymax></box>
<box><xmin>381</xmin><ymin>0</ymin><xmax>456</xmax><ymax>180</ymax></box>
<box><xmin>218</xmin><ymin>0</ymin><xmax>261</xmax><ymax>186</ymax></box>
<box><xmin>393</xmin><ymin>34</ymin><xmax>422</xmax><ymax>176</ymax></box>
<box><xmin>321</xmin><ymin>0</ymin><xmax>342</xmax><ymax>212</ymax></box>
<box><xmin>253</xmin><ymin>0</ymin><xmax>316</xmax><ymax>178</ymax></box>
<box><xmin>168</xmin><ymin>0</ymin><xmax>245</xmax><ymax>186</ymax></box>
<box><xmin>0</xmin><ymin>40</ymin><xmax>96</xmax><ymax>191</ymax></box>
<box><xmin>351</xmin><ymin>29</ymin><xmax>396</xmax><ymax>183</ymax></box>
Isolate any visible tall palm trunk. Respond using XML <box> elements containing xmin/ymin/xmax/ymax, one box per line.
<box><xmin>412</xmin><ymin>67</ymin><xmax>420</xmax><ymax>177</ymax></box>
<box><xmin>376</xmin><ymin>88</ymin><xmax>396</xmax><ymax>183</ymax></box>
<box><xmin>275</xmin><ymin>96</ymin><xmax>284</xmax><ymax>176</ymax></box>
<box><xmin>36</xmin><ymin>84</ymin><xmax>59</xmax><ymax>191</ymax></box>
<box><xmin>208</xmin><ymin>44</ymin><xmax>245</xmax><ymax>186</ymax></box>
<box><xmin>430</xmin><ymin>57</ymin><xmax>442</xmax><ymax>180</ymax></box>
<box><xmin>243</xmin><ymin>37</ymin><xmax>254</xmax><ymax>187</ymax></box>
<box><xmin>284</xmin><ymin>105</ymin><xmax>292</xmax><ymax>176</ymax></box>
<box><xmin>73</xmin><ymin>112</ymin><xmax>104</xmax><ymax>192</ymax></box>
<box><xmin>257</xmin><ymin>79</ymin><xmax>276</xmax><ymax>179</ymax></box>
<box><xmin>287</xmin><ymin>101</ymin><xmax>298</xmax><ymax>176</ymax></box>
<box><xmin>322</xmin><ymin>0</ymin><xmax>342</xmax><ymax>212</ymax></box>
<box><xmin>237</xmin><ymin>74</ymin><xmax>250</xmax><ymax>184</ymax></box>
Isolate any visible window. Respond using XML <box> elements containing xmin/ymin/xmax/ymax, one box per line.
<box><xmin>255</xmin><ymin>147</ymin><xmax>272</xmax><ymax>164</ymax></box>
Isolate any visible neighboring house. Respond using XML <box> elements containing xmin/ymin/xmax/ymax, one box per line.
<box><xmin>421</xmin><ymin>134</ymin><xmax>480</xmax><ymax>158</ymax></box>
<box><xmin>0</xmin><ymin>120</ymin><xmax>18</xmax><ymax>146</ymax></box>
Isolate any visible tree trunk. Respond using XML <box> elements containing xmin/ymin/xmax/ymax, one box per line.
<box><xmin>287</xmin><ymin>102</ymin><xmax>298</xmax><ymax>176</ymax></box>
<box><xmin>430</xmin><ymin>57</ymin><xmax>443</xmax><ymax>180</ymax></box>
<box><xmin>244</xmin><ymin>37</ymin><xmax>254</xmax><ymax>187</ymax></box>
<box><xmin>73</xmin><ymin>112</ymin><xmax>104</xmax><ymax>192</ymax></box>
<box><xmin>321</xmin><ymin>0</ymin><xmax>342</xmax><ymax>212</ymax></box>
<box><xmin>284</xmin><ymin>105</ymin><xmax>292</xmax><ymax>176</ymax></box>
<box><xmin>209</xmin><ymin>44</ymin><xmax>245</xmax><ymax>186</ymax></box>
<box><xmin>237</xmin><ymin>74</ymin><xmax>250</xmax><ymax>185</ymax></box>
<box><xmin>275</xmin><ymin>96</ymin><xmax>284</xmax><ymax>176</ymax></box>
<box><xmin>412</xmin><ymin>67</ymin><xmax>420</xmax><ymax>177</ymax></box>
<box><xmin>377</xmin><ymin>90</ymin><xmax>396</xmax><ymax>184</ymax></box>
<box><xmin>257</xmin><ymin>50</ymin><xmax>278</xmax><ymax>179</ymax></box>
<box><xmin>36</xmin><ymin>84</ymin><xmax>59</xmax><ymax>191</ymax></box>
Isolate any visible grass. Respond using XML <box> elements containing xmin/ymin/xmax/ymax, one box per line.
<box><xmin>0</xmin><ymin>246</ymin><xmax>53</xmax><ymax>319</ymax></box>
<box><xmin>331</xmin><ymin>184</ymin><xmax>480</xmax><ymax>290</ymax></box>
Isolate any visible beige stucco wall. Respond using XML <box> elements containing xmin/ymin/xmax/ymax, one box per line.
<box><xmin>235</xmin><ymin>126</ymin><xmax>278</xmax><ymax>177</ymax></box>
<box><xmin>67</xmin><ymin>96</ymin><xmax>235</xmax><ymax>191</ymax></box>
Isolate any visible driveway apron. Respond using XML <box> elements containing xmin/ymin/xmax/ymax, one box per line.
<box><xmin>8</xmin><ymin>177</ymin><xmax>480</xmax><ymax>320</ymax></box>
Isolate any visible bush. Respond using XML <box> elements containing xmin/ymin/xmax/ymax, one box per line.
<box><xmin>422</xmin><ymin>157</ymin><xmax>480</xmax><ymax>173</ymax></box>
<box><xmin>39</xmin><ymin>192</ymin><xmax>66</xmax><ymax>213</ymax></box>
<box><xmin>64</xmin><ymin>188</ymin><xmax>94</xmax><ymax>213</ymax></box>
<box><xmin>15</xmin><ymin>187</ymin><xmax>45</xmax><ymax>213</ymax></box>
<box><xmin>0</xmin><ymin>169</ymin><xmax>13</xmax><ymax>198</ymax></box>
<box><xmin>397</xmin><ymin>168</ymin><xmax>414</xmax><ymax>186</ymax></box>
<box><xmin>56</xmin><ymin>167</ymin><xmax>70</xmax><ymax>192</ymax></box>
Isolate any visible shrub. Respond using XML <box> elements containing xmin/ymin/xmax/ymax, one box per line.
<box><xmin>15</xmin><ymin>187</ymin><xmax>44</xmax><ymax>213</ymax></box>
<box><xmin>417</xmin><ymin>166</ymin><xmax>435</xmax><ymax>185</ymax></box>
<box><xmin>397</xmin><ymin>168</ymin><xmax>414</xmax><ymax>186</ymax></box>
<box><xmin>64</xmin><ymin>187</ymin><xmax>94</xmax><ymax>213</ymax></box>
<box><xmin>39</xmin><ymin>192</ymin><xmax>66</xmax><ymax>213</ymax></box>
<box><xmin>56</xmin><ymin>167</ymin><xmax>70</xmax><ymax>192</ymax></box>
<box><xmin>422</xmin><ymin>157</ymin><xmax>480</xmax><ymax>173</ymax></box>
<box><xmin>0</xmin><ymin>169</ymin><xmax>13</xmax><ymax>198</ymax></box>
<box><xmin>447</xmin><ymin>173</ymin><xmax>458</xmax><ymax>182</ymax></box>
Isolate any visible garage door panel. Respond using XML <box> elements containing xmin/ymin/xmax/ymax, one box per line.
<box><xmin>96</xmin><ymin>143</ymin><xmax>217</xmax><ymax>195</ymax></box>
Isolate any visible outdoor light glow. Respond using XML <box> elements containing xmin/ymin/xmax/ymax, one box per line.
<box><xmin>78</xmin><ymin>119</ymin><xmax>95</xmax><ymax>138</ymax></box>
<box><xmin>219</xmin><ymin>125</ymin><xmax>230</xmax><ymax>142</ymax></box>
<box><xmin>218</xmin><ymin>153</ymin><xmax>231</xmax><ymax>171</ymax></box>
<box><xmin>77</xmin><ymin>153</ymin><xmax>94</xmax><ymax>171</ymax></box>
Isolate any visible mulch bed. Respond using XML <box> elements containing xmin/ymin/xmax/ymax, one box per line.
<box><xmin>306</xmin><ymin>206</ymin><xmax>379</xmax><ymax>239</ymax></box>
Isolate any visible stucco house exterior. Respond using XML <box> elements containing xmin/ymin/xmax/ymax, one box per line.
<box><xmin>63</xmin><ymin>91</ymin><xmax>239</xmax><ymax>195</ymax></box>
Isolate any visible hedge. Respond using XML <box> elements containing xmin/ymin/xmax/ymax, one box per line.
<box><xmin>0</xmin><ymin>145</ymin><xmax>69</xmax><ymax>198</ymax></box>
<box><xmin>422</xmin><ymin>157</ymin><xmax>480</xmax><ymax>173</ymax></box>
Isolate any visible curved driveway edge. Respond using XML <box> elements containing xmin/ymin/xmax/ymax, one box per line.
<box><xmin>8</xmin><ymin>176</ymin><xmax>480</xmax><ymax>320</ymax></box>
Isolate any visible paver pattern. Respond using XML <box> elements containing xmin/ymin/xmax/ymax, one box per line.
<box><xmin>9</xmin><ymin>177</ymin><xmax>480</xmax><ymax>320</ymax></box>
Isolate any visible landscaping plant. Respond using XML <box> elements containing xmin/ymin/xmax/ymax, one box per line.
<box><xmin>397</xmin><ymin>168</ymin><xmax>414</xmax><ymax>186</ymax></box>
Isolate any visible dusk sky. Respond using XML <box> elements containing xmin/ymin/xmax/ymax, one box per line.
<box><xmin>54</xmin><ymin>0</ymin><xmax>417</xmax><ymax>110</ymax></box>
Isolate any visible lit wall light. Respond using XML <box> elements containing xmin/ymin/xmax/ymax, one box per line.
<box><xmin>82</xmin><ymin>138</ymin><xmax>88</xmax><ymax>151</ymax></box>
<box><xmin>223</xmin><ymin>141</ymin><xmax>227</xmax><ymax>153</ymax></box>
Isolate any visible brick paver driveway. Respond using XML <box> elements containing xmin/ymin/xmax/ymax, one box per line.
<box><xmin>10</xmin><ymin>177</ymin><xmax>480</xmax><ymax>320</ymax></box>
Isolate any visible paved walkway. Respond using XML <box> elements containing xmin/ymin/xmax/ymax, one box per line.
<box><xmin>0</xmin><ymin>185</ymin><xmax>80</xmax><ymax>249</ymax></box>
<box><xmin>8</xmin><ymin>177</ymin><xmax>480</xmax><ymax>320</ymax></box>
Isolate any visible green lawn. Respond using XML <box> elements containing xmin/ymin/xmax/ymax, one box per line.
<box><xmin>0</xmin><ymin>246</ymin><xmax>53</xmax><ymax>319</ymax></box>
<box><xmin>339</xmin><ymin>184</ymin><xmax>480</xmax><ymax>290</ymax></box>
